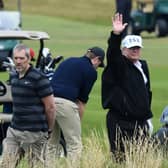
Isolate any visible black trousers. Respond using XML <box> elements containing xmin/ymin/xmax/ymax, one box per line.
<box><xmin>0</xmin><ymin>122</ymin><xmax>10</xmax><ymax>155</ymax></box>
<box><xmin>106</xmin><ymin>111</ymin><xmax>149</xmax><ymax>160</ymax></box>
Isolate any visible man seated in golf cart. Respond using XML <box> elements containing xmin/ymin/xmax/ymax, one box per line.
<box><xmin>152</xmin><ymin>106</ymin><xmax>168</xmax><ymax>152</ymax></box>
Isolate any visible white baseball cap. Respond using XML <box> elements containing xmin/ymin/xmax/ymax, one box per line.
<box><xmin>121</xmin><ymin>35</ymin><xmax>143</xmax><ymax>49</ymax></box>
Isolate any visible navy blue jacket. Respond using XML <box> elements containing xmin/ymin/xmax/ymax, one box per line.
<box><xmin>51</xmin><ymin>56</ymin><xmax>97</xmax><ymax>103</ymax></box>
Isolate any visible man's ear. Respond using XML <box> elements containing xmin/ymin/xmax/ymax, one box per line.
<box><xmin>122</xmin><ymin>47</ymin><xmax>127</xmax><ymax>56</ymax></box>
<box><xmin>91</xmin><ymin>56</ymin><xmax>99</xmax><ymax>65</ymax></box>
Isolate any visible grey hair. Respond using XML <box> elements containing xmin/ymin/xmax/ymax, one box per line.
<box><xmin>13</xmin><ymin>44</ymin><xmax>30</xmax><ymax>59</ymax></box>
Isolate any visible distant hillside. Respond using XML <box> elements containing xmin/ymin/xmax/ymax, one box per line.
<box><xmin>5</xmin><ymin>0</ymin><xmax>116</xmax><ymax>25</ymax></box>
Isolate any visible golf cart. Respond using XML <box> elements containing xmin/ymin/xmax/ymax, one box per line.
<box><xmin>0</xmin><ymin>0</ymin><xmax>22</xmax><ymax>70</ymax></box>
<box><xmin>127</xmin><ymin>0</ymin><xmax>168</xmax><ymax>37</ymax></box>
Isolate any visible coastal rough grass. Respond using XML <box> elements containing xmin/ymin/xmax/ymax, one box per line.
<box><xmin>15</xmin><ymin>130</ymin><xmax>167</xmax><ymax>168</ymax></box>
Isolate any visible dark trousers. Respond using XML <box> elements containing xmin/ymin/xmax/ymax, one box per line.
<box><xmin>115</xmin><ymin>0</ymin><xmax>132</xmax><ymax>38</ymax></box>
<box><xmin>0</xmin><ymin>122</ymin><xmax>10</xmax><ymax>155</ymax></box>
<box><xmin>0</xmin><ymin>103</ymin><xmax>13</xmax><ymax>155</ymax></box>
<box><xmin>106</xmin><ymin>111</ymin><xmax>149</xmax><ymax>161</ymax></box>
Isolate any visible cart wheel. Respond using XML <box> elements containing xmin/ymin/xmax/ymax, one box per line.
<box><xmin>155</xmin><ymin>19</ymin><xmax>168</xmax><ymax>37</ymax></box>
<box><xmin>0</xmin><ymin>82</ymin><xmax>6</xmax><ymax>96</ymax></box>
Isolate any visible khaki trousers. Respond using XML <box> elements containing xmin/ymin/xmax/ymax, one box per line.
<box><xmin>49</xmin><ymin>97</ymin><xmax>82</xmax><ymax>161</ymax></box>
<box><xmin>0</xmin><ymin>127</ymin><xmax>48</xmax><ymax>168</ymax></box>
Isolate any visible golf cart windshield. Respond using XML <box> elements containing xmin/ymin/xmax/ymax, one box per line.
<box><xmin>0</xmin><ymin>10</ymin><xmax>21</xmax><ymax>71</ymax></box>
<box><xmin>0</xmin><ymin>11</ymin><xmax>20</xmax><ymax>30</ymax></box>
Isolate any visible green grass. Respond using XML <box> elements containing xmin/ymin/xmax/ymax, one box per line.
<box><xmin>1</xmin><ymin>13</ymin><xmax>168</xmax><ymax>137</ymax></box>
<box><xmin>5</xmin><ymin>0</ymin><xmax>116</xmax><ymax>25</ymax></box>
<box><xmin>1</xmin><ymin>1</ymin><xmax>168</xmax><ymax>167</ymax></box>
<box><xmin>3</xmin><ymin>0</ymin><xmax>142</xmax><ymax>26</ymax></box>
<box><xmin>1</xmin><ymin>1</ymin><xmax>168</xmax><ymax>137</ymax></box>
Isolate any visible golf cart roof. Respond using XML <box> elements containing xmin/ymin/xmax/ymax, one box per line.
<box><xmin>0</xmin><ymin>30</ymin><xmax>50</xmax><ymax>40</ymax></box>
<box><xmin>0</xmin><ymin>30</ymin><xmax>50</xmax><ymax>69</ymax></box>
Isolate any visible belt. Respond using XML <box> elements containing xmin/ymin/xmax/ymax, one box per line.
<box><xmin>118</xmin><ymin>119</ymin><xmax>147</xmax><ymax>130</ymax></box>
<box><xmin>108</xmin><ymin>111</ymin><xmax>148</xmax><ymax>130</ymax></box>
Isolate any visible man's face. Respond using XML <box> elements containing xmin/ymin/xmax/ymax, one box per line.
<box><xmin>13</xmin><ymin>49</ymin><xmax>30</xmax><ymax>74</ymax></box>
<box><xmin>122</xmin><ymin>46</ymin><xmax>141</xmax><ymax>62</ymax></box>
<box><xmin>91</xmin><ymin>56</ymin><xmax>102</xmax><ymax>69</ymax></box>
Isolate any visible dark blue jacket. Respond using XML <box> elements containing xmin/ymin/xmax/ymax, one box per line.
<box><xmin>51</xmin><ymin>56</ymin><xmax>97</xmax><ymax>103</ymax></box>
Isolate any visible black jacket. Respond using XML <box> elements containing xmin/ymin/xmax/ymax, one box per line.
<box><xmin>101</xmin><ymin>32</ymin><xmax>153</xmax><ymax>121</ymax></box>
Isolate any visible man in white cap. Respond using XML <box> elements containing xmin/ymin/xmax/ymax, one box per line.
<box><xmin>101</xmin><ymin>13</ymin><xmax>153</xmax><ymax>162</ymax></box>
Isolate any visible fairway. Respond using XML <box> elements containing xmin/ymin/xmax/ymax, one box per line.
<box><xmin>19</xmin><ymin>15</ymin><xmax>168</xmax><ymax>135</ymax></box>
<box><xmin>1</xmin><ymin>1</ymin><xmax>168</xmax><ymax>167</ymax></box>
<box><xmin>21</xmin><ymin>14</ymin><xmax>109</xmax><ymax>137</ymax></box>
<box><xmin>0</xmin><ymin>13</ymin><xmax>167</xmax><ymax>136</ymax></box>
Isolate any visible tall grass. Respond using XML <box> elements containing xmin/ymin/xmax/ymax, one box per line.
<box><xmin>14</xmin><ymin>130</ymin><xmax>168</xmax><ymax>168</ymax></box>
<box><xmin>123</xmin><ymin>134</ymin><xmax>162</xmax><ymax>168</ymax></box>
